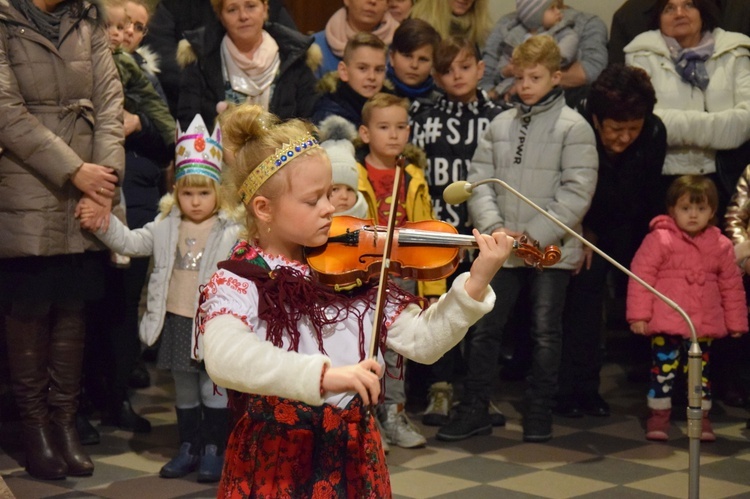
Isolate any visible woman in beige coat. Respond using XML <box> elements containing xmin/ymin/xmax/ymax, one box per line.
<box><xmin>0</xmin><ymin>0</ymin><xmax>124</xmax><ymax>480</ymax></box>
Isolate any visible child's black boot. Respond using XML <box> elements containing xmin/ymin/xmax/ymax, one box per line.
<box><xmin>197</xmin><ymin>406</ymin><xmax>229</xmax><ymax>483</ymax></box>
<box><xmin>160</xmin><ymin>406</ymin><xmax>201</xmax><ymax>478</ymax></box>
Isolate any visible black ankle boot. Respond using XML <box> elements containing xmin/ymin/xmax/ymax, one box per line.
<box><xmin>128</xmin><ymin>362</ymin><xmax>150</xmax><ymax>389</ymax></box>
<box><xmin>435</xmin><ymin>398</ymin><xmax>492</xmax><ymax>442</ymax></box>
<box><xmin>102</xmin><ymin>396</ymin><xmax>151</xmax><ymax>433</ymax></box>
<box><xmin>76</xmin><ymin>412</ymin><xmax>100</xmax><ymax>445</ymax></box>
<box><xmin>523</xmin><ymin>401</ymin><xmax>553</xmax><ymax>443</ymax></box>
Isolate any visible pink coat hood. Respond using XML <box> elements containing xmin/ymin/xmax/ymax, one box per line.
<box><xmin>626</xmin><ymin>215</ymin><xmax>748</xmax><ymax>338</ymax></box>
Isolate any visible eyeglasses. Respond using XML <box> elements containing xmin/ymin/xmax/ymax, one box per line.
<box><xmin>662</xmin><ymin>1</ymin><xmax>696</xmax><ymax>15</ymax></box>
<box><xmin>132</xmin><ymin>22</ymin><xmax>148</xmax><ymax>34</ymax></box>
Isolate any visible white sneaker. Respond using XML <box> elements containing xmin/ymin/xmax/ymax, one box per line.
<box><xmin>375</xmin><ymin>417</ymin><xmax>390</xmax><ymax>454</ymax></box>
<box><xmin>423</xmin><ymin>382</ymin><xmax>453</xmax><ymax>426</ymax></box>
<box><xmin>381</xmin><ymin>404</ymin><xmax>426</xmax><ymax>448</ymax></box>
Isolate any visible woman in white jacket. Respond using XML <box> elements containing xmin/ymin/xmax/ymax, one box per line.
<box><xmin>624</xmin><ymin>0</ymin><xmax>750</xmax><ymax>205</ymax></box>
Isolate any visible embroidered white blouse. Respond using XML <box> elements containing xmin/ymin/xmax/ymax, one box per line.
<box><xmin>199</xmin><ymin>248</ymin><xmax>495</xmax><ymax>408</ymax></box>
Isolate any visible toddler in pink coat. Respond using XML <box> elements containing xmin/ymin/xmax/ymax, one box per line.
<box><xmin>627</xmin><ymin>175</ymin><xmax>748</xmax><ymax>442</ymax></box>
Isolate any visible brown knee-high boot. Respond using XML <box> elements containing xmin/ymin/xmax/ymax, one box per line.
<box><xmin>48</xmin><ymin>306</ymin><xmax>94</xmax><ymax>476</ymax></box>
<box><xmin>5</xmin><ymin>313</ymin><xmax>68</xmax><ymax>479</ymax></box>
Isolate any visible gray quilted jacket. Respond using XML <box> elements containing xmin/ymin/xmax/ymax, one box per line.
<box><xmin>467</xmin><ymin>91</ymin><xmax>598</xmax><ymax>269</ymax></box>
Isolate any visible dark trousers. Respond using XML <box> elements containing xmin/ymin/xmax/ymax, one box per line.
<box><xmin>84</xmin><ymin>256</ymin><xmax>149</xmax><ymax>409</ymax></box>
<box><xmin>462</xmin><ymin>267</ymin><xmax>570</xmax><ymax>406</ymax></box>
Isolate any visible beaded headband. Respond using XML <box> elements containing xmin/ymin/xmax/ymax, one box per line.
<box><xmin>237</xmin><ymin>134</ymin><xmax>320</xmax><ymax>204</ymax></box>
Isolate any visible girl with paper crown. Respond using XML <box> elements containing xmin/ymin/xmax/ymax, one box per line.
<box><xmin>80</xmin><ymin>114</ymin><xmax>242</xmax><ymax>483</ymax></box>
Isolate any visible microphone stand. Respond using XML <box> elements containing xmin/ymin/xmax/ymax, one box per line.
<box><xmin>444</xmin><ymin>179</ymin><xmax>703</xmax><ymax>499</ymax></box>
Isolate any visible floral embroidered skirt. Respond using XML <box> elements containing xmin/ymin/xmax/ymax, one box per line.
<box><xmin>218</xmin><ymin>394</ymin><xmax>391</xmax><ymax>498</ymax></box>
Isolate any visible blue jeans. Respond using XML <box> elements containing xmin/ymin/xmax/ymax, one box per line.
<box><xmin>462</xmin><ymin>267</ymin><xmax>570</xmax><ymax>407</ymax></box>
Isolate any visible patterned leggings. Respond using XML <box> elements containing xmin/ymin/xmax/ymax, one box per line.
<box><xmin>647</xmin><ymin>334</ymin><xmax>712</xmax><ymax>410</ymax></box>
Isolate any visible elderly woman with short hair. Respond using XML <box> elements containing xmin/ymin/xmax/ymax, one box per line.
<box><xmin>558</xmin><ymin>64</ymin><xmax>667</xmax><ymax>420</ymax></box>
<box><xmin>625</xmin><ymin>0</ymin><xmax>750</xmax><ymax>204</ymax></box>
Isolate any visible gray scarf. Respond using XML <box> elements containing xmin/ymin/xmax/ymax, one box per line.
<box><xmin>11</xmin><ymin>0</ymin><xmax>71</xmax><ymax>44</ymax></box>
<box><xmin>663</xmin><ymin>31</ymin><xmax>715</xmax><ymax>91</ymax></box>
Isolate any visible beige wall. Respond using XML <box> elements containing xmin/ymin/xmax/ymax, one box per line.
<box><xmin>488</xmin><ymin>0</ymin><xmax>621</xmax><ymax>31</ymax></box>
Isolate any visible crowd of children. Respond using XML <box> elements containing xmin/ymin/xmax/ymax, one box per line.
<box><xmin>4</xmin><ymin>0</ymin><xmax>750</xmax><ymax>495</ymax></box>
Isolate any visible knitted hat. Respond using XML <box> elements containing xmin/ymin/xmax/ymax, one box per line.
<box><xmin>516</xmin><ymin>0</ymin><xmax>554</xmax><ymax>31</ymax></box>
<box><xmin>323</xmin><ymin>139</ymin><xmax>359</xmax><ymax>190</ymax></box>
<box><xmin>318</xmin><ymin>116</ymin><xmax>359</xmax><ymax>191</ymax></box>
<box><xmin>174</xmin><ymin>115</ymin><xmax>223</xmax><ymax>183</ymax></box>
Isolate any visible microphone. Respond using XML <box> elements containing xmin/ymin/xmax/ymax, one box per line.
<box><xmin>445</xmin><ymin>178</ymin><xmax>703</xmax><ymax>498</ymax></box>
<box><xmin>442</xmin><ymin>181</ymin><xmax>474</xmax><ymax>205</ymax></box>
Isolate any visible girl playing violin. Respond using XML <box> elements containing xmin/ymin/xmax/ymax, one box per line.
<box><xmin>196</xmin><ymin>103</ymin><xmax>515</xmax><ymax>497</ymax></box>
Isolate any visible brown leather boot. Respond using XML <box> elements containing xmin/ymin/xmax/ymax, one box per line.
<box><xmin>5</xmin><ymin>313</ymin><xmax>67</xmax><ymax>479</ymax></box>
<box><xmin>645</xmin><ymin>408</ymin><xmax>671</xmax><ymax>441</ymax></box>
<box><xmin>48</xmin><ymin>307</ymin><xmax>94</xmax><ymax>476</ymax></box>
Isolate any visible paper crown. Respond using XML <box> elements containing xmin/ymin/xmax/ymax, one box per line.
<box><xmin>175</xmin><ymin>115</ymin><xmax>223</xmax><ymax>183</ymax></box>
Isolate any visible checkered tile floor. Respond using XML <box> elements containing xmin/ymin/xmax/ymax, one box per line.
<box><xmin>2</xmin><ymin>331</ymin><xmax>750</xmax><ymax>498</ymax></box>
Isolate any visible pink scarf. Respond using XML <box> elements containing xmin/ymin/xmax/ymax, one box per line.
<box><xmin>221</xmin><ymin>31</ymin><xmax>280</xmax><ymax>110</ymax></box>
<box><xmin>324</xmin><ymin>7</ymin><xmax>399</xmax><ymax>58</ymax></box>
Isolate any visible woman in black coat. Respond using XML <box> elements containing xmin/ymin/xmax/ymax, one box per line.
<box><xmin>557</xmin><ymin>64</ymin><xmax>667</xmax><ymax>418</ymax></box>
<box><xmin>175</xmin><ymin>0</ymin><xmax>318</xmax><ymax>131</ymax></box>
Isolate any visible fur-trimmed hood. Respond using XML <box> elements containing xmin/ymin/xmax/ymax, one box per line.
<box><xmin>175</xmin><ymin>19</ymin><xmax>320</xmax><ymax>126</ymax></box>
<box><xmin>135</xmin><ymin>44</ymin><xmax>161</xmax><ymax>74</ymax></box>
<box><xmin>177</xmin><ymin>21</ymin><xmax>321</xmax><ymax>74</ymax></box>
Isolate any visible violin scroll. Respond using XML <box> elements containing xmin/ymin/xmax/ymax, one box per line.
<box><xmin>512</xmin><ymin>235</ymin><xmax>561</xmax><ymax>270</ymax></box>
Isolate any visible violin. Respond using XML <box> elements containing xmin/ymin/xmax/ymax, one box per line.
<box><xmin>305</xmin><ymin>216</ymin><xmax>562</xmax><ymax>290</ymax></box>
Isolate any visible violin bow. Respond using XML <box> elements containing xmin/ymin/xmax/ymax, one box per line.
<box><xmin>365</xmin><ymin>154</ymin><xmax>405</xmax><ymax>416</ymax></box>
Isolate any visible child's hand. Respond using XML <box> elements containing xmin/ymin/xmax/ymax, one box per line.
<box><xmin>77</xmin><ymin>198</ymin><xmax>97</xmax><ymax>226</ymax></box>
<box><xmin>501</xmin><ymin>62</ymin><xmax>516</xmax><ymax>78</ymax></box>
<box><xmin>76</xmin><ymin>194</ymin><xmax>112</xmax><ymax>232</ymax></box>
<box><xmin>464</xmin><ymin>229</ymin><xmax>515</xmax><ymax>301</ymax></box>
<box><xmin>630</xmin><ymin>321</ymin><xmax>648</xmax><ymax>335</ymax></box>
<box><xmin>321</xmin><ymin>359</ymin><xmax>382</xmax><ymax>405</ymax></box>
<box><xmin>123</xmin><ymin>110</ymin><xmax>142</xmax><ymax>137</ymax></box>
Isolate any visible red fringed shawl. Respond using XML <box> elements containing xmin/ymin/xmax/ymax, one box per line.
<box><xmin>196</xmin><ymin>241</ymin><xmax>426</xmax><ymax>424</ymax></box>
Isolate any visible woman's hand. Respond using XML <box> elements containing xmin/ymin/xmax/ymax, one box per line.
<box><xmin>71</xmin><ymin>162</ymin><xmax>118</xmax><ymax>205</ymax></box>
<box><xmin>573</xmin><ymin>228</ymin><xmax>598</xmax><ymax>275</ymax></box>
<box><xmin>574</xmin><ymin>246</ymin><xmax>593</xmax><ymax>275</ymax></box>
<box><xmin>630</xmin><ymin>321</ymin><xmax>649</xmax><ymax>335</ymax></box>
<box><xmin>464</xmin><ymin>229</ymin><xmax>515</xmax><ymax>300</ymax></box>
<box><xmin>321</xmin><ymin>359</ymin><xmax>382</xmax><ymax>405</ymax></box>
